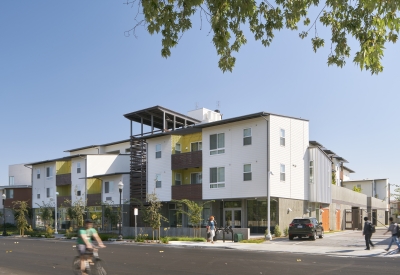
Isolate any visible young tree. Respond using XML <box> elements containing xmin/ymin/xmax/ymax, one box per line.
<box><xmin>142</xmin><ymin>192</ymin><xmax>168</xmax><ymax>241</ymax></box>
<box><xmin>64</xmin><ymin>197</ymin><xmax>86</xmax><ymax>228</ymax></box>
<box><xmin>36</xmin><ymin>201</ymin><xmax>54</xmax><ymax>228</ymax></box>
<box><xmin>126</xmin><ymin>0</ymin><xmax>399</xmax><ymax>74</ymax></box>
<box><xmin>173</xmin><ymin>199</ymin><xmax>214</xmax><ymax>238</ymax></box>
<box><xmin>12</xmin><ymin>201</ymin><xmax>30</xmax><ymax>235</ymax></box>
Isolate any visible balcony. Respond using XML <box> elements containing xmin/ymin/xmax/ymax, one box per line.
<box><xmin>172</xmin><ymin>184</ymin><xmax>202</xmax><ymax>200</ymax></box>
<box><xmin>56</xmin><ymin>173</ymin><xmax>72</xmax><ymax>186</ymax></box>
<box><xmin>171</xmin><ymin>151</ymin><xmax>202</xmax><ymax>170</ymax></box>
<box><xmin>57</xmin><ymin>196</ymin><xmax>71</xmax><ymax>207</ymax></box>
<box><xmin>87</xmin><ymin>193</ymin><xmax>101</xmax><ymax>206</ymax></box>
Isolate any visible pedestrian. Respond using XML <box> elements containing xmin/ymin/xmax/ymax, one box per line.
<box><xmin>362</xmin><ymin>216</ymin><xmax>375</xmax><ymax>250</ymax></box>
<box><xmin>207</xmin><ymin>216</ymin><xmax>216</xmax><ymax>244</ymax></box>
<box><xmin>383</xmin><ymin>217</ymin><xmax>400</xmax><ymax>252</ymax></box>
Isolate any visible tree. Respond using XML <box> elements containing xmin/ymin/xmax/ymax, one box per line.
<box><xmin>64</xmin><ymin>197</ymin><xmax>87</xmax><ymax>229</ymax></box>
<box><xmin>12</xmin><ymin>201</ymin><xmax>30</xmax><ymax>235</ymax></box>
<box><xmin>391</xmin><ymin>184</ymin><xmax>400</xmax><ymax>201</ymax></box>
<box><xmin>142</xmin><ymin>192</ymin><xmax>168</xmax><ymax>241</ymax></box>
<box><xmin>36</xmin><ymin>201</ymin><xmax>54</xmax><ymax>228</ymax></box>
<box><xmin>173</xmin><ymin>199</ymin><xmax>214</xmax><ymax>237</ymax></box>
<box><xmin>126</xmin><ymin>0</ymin><xmax>399</xmax><ymax>74</ymax></box>
<box><xmin>332</xmin><ymin>171</ymin><xmax>336</xmax><ymax>185</ymax></box>
<box><xmin>352</xmin><ymin>185</ymin><xmax>362</xmax><ymax>193</ymax></box>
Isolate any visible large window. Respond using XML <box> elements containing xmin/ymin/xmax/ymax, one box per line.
<box><xmin>191</xmin><ymin>142</ymin><xmax>202</xmax><ymax>152</ymax></box>
<box><xmin>243</xmin><ymin>164</ymin><xmax>252</xmax><ymax>181</ymax></box>
<box><xmin>9</xmin><ymin>176</ymin><xmax>14</xmax><ymax>186</ymax></box>
<box><xmin>280</xmin><ymin>164</ymin><xmax>286</xmax><ymax>182</ymax></box>
<box><xmin>156</xmin><ymin>174</ymin><xmax>162</xmax><ymax>188</ymax></box>
<box><xmin>210</xmin><ymin>133</ymin><xmax>225</xmax><ymax>155</ymax></box>
<box><xmin>175</xmin><ymin>173</ymin><xmax>182</xmax><ymax>185</ymax></box>
<box><xmin>36</xmin><ymin>169</ymin><xmax>41</xmax><ymax>179</ymax></box>
<box><xmin>243</xmin><ymin>128</ymin><xmax>252</xmax><ymax>145</ymax></box>
<box><xmin>6</xmin><ymin>189</ymin><xmax>14</xmax><ymax>199</ymax></box>
<box><xmin>46</xmin><ymin>167</ymin><xmax>52</xmax><ymax>178</ymax></box>
<box><xmin>175</xmin><ymin>143</ymin><xmax>181</xmax><ymax>154</ymax></box>
<box><xmin>309</xmin><ymin>161</ymin><xmax>314</xmax><ymax>183</ymax></box>
<box><xmin>210</xmin><ymin>167</ymin><xmax>225</xmax><ymax>188</ymax></box>
<box><xmin>155</xmin><ymin>144</ymin><xmax>162</xmax><ymax>158</ymax></box>
<box><xmin>191</xmin><ymin>172</ymin><xmax>202</xmax><ymax>184</ymax></box>
<box><xmin>280</xmin><ymin>129</ymin><xmax>285</xmax><ymax>146</ymax></box>
<box><xmin>105</xmin><ymin>181</ymin><xmax>114</xmax><ymax>193</ymax></box>
<box><xmin>46</xmin><ymin>188</ymin><xmax>51</xmax><ymax>198</ymax></box>
<box><xmin>77</xmin><ymin>162</ymin><xmax>81</xmax><ymax>174</ymax></box>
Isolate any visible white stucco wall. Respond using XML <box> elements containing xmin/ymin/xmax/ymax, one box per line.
<box><xmin>202</xmin><ymin>117</ymin><xmax>269</xmax><ymax>200</ymax></box>
<box><xmin>86</xmin><ymin>155</ymin><xmax>130</xmax><ymax>177</ymax></box>
<box><xmin>309</xmin><ymin>147</ymin><xmax>332</xmax><ymax>203</ymax></box>
<box><xmin>147</xmin><ymin>136</ymin><xmax>172</xmax><ymax>201</ymax></box>
<box><xmin>9</xmin><ymin>164</ymin><xmax>31</xmax><ymax>186</ymax></box>
<box><xmin>32</xmin><ymin>162</ymin><xmax>57</xmax><ymax>207</ymax></box>
<box><xmin>101</xmin><ymin>174</ymin><xmax>130</xmax><ymax>204</ymax></box>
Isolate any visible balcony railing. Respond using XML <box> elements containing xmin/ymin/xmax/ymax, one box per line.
<box><xmin>171</xmin><ymin>184</ymin><xmax>202</xmax><ymax>200</ymax></box>
<box><xmin>56</xmin><ymin>173</ymin><xmax>72</xmax><ymax>186</ymax></box>
<box><xmin>87</xmin><ymin>193</ymin><xmax>101</xmax><ymax>206</ymax></box>
<box><xmin>171</xmin><ymin>151</ymin><xmax>202</xmax><ymax>170</ymax></box>
<box><xmin>57</xmin><ymin>196</ymin><xmax>71</xmax><ymax>207</ymax></box>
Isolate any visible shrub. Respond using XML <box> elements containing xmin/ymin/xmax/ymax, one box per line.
<box><xmin>274</xmin><ymin>225</ymin><xmax>282</xmax><ymax>237</ymax></box>
<box><xmin>283</xmin><ymin>227</ymin><xmax>289</xmax><ymax>237</ymax></box>
<box><xmin>160</xmin><ymin>237</ymin><xmax>169</xmax><ymax>244</ymax></box>
<box><xmin>45</xmin><ymin>225</ymin><xmax>55</xmax><ymax>238</ymax></box>
<box><xmin>98</xmin><ymin>233</ymin><xmax>119</xmax><ymax>241</ymax></box>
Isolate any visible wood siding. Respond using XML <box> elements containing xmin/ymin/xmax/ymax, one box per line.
<box><xmin>87</xmin><ymin>193</ymin><xmax>101</xmax><ymax>206</ymax></box>
<box><xmin>171</xmin><ymin>151</ymin><xmax>202</xmax><ymax>170</ymax></box>
<box><xmin>171</xmin><ymin>184</ymin><xmax>202</xmax><ymax>200</ymax></box>
<box><xmin>4</xmin><ymin>188</ymin><xmax>32</xmax><ymax>208</ymax></box>
<box><xmin>56</xmin><ymin>173</ymin><xmax>72</xmax><ymax>186</ymax></box>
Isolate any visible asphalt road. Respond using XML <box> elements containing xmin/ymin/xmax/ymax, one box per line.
<box><xmin>0</xmin><ymin>237</ymin><xmax>398</xmax><ymax>275</ymax></box>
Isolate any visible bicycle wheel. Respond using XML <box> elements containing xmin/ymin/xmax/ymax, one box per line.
<box><xmin>72</xmin><ymin>256</ymin><xmax>81</xmax><ymax>275</ymax></box>
<box><xmin>93</xmin><ymin>259</ymin><xmax>108</xmax><ymax>275</ymax></box>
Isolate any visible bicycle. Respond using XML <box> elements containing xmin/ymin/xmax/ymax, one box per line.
<box><xmin>72</xmin><ymin>246</ymin><xmax>108</xmax><ymax>275</ymax></box>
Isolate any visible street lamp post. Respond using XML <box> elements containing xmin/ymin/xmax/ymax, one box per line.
<box><xmin>2</xmin><ymin>194</ymin><xmax>6</xmax><ymax>236</ymax></box>
<box><xmin>54</xmin><ymin>191</ymin><xmax>59</xmax><ymax>234</ymax></box>
<box><xmin>265</xmin><ymin>171</ymin><xmax>273</xmax><ymax>241</ymax></box>
<box><xmin>118</xmin><ymin>180</ymin><xmax>124</xmax><ymax>240</ymax></box>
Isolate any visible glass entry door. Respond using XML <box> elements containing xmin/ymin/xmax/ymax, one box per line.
<box><xmin>224</xmin><ymin>209</ymin><xmax>242</xmax><ymax>228</ymax></box>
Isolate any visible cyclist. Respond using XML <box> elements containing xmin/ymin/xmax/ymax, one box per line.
<box><xmin>77</xmin><ymin>219</ymin><xmax>105</xmax><ymax>275</ymax></box>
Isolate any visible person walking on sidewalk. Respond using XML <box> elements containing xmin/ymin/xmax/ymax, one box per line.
<box><xmin>207</xmin><ymin>216</ymin><xmax>216</xmax><ymax>244</ymax></box>
<box><xmin>362</xmin><ymin>216</ymin><xmax>375</xmax><ymax>250</ymax></box>
<box><xmin>383</xmin><ymin>217</ymin><xmax>400</xmax><ymax>252</ymax></box>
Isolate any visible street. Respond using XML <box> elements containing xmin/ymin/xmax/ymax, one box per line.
<box><xmin>0</xmin><ymin>231</ymin><xmax>399</xmax><ymax>275</ymax></box>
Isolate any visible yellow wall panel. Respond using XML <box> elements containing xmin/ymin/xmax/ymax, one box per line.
<box><xmin>172</xmin><ymin>133</ymin><xmax>202</xmax><ymax>154</ymax></box>
<box><xmin>56</xmin><ymin>161</ymin><xmax>71</xmax><ymax>175</ymax></box>
<box><xmin>57</xmin><ymin>185</ymin><xmax>71</xmax><ymax>196</ymax></box>
<box><xmin>87</xmin><ymin>179</ymin><xmax>101</xmax><ymax>194</ymax></box>
<box><xmin>172</xmin><ymin>168</ymin><xmax>202</xmax><ymax>185</ymax></box>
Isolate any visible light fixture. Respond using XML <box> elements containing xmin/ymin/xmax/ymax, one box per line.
<box><xmin>335</xmin><ymin>209</ymin><xmax>339</xmax><ymax>214</ymax></box>
<box><xmin>320</xmin><ymin>209</ymin><xmax>324</xmax><ymax>213</ymax></box>
<box><xmin>288</xmin><ymin>208</ymin><xmax>292</xmax><ymax>212</ymax></box>
<box><xmin>306</xmin><ymin>209</ymin><xmax>310</xmax><ymax>213</ymax></box>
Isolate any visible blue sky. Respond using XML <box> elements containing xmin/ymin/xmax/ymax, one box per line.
<box><xmin>1</xmin><ymin>2</ymin><xmax>399</xmax><ymax>194</ymax></box>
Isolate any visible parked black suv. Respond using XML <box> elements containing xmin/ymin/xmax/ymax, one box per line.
<box><xmin>288</xmin><ymin>217</ymin><xmax>324</xmax><ymax>241</ymax></box>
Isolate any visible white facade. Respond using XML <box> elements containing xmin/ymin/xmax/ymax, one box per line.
<box><xmin>187</xmin><ymin>108</ymin><xmax>222</xmax><ymax>124</ymax></box>
<box><xmin>8</xmin><ymin>164</ymin><xmax>31</xmax><ymax>186</ymax></box>
<box><xmin>147</xmin><ymin>136</ymin><xmax>173</xmax><ymax>202</ymax></box>
<box><xmin>66</xmin><ymin>141</ymin><xmax>131</xmax><ymax>155</ymax></box>
<box><xmin>100</xmin><ymin>174</ymin><xmax>130</xmax><ymax>204</ymax></box>
<box><xmin>342</xmin><ymin>179</ymin><xmax>389</xmax><ymax>202</ymax></box>
<box><xmin>308</xmin><ymin>147</ymin><xmax>332</xmax><ymax>204</ymax></box>
<box><xmin>31</xmin><ymin>162</ymin><xmax>57</xmax><ymax>207</ymax></box>
<box><xmin>269</xmin><ymin>115</ymin><xmax>309</xmax><ymax>200</ymax></box>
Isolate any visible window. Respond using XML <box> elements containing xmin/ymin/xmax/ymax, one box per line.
<box><xmin>243</xmin><ymin>164</ymin><xmax>252</xmax><ymax>181</ymax></box>
<box><xmin>37</xmin><ymin>194</ymin><xmax>40</xmax><ymax>199</ymax></box>
<box><xmin>210</xmin><ymin>167</ymin><xmax>225</xmax><ymax>188</ymax></box>
<box><xmin>106</xmin><ymin>197</ymin><xmax>112</xmax><ymax>201</ymax></box>
<box><xmin>191</xmin><ymin>173</ymin><xmax>202</xmax><ymax>184</ymax></box>
<box><xmin>280</xmin><ymin>164</ymin><xmax>286</xmax><ymax>181</ymax></box>
<box><xmin>77</xmin><ymin>190</ymin><xmax>81</xmax><ymax>196</ymax></box>
<box><xmin>37</xmin><ymin>169</ymin><xmax>41</xmax><ymax>179</ymax></box>
<box><xmin>156</xmin><ymin>174</ymin><xmax>162</xmax><ymax>188</ymax></box>
<box><xmin>309</xmin><ymin>161</ymin><xmax>314</xmax><ymax>183</ymax></box>
<box><xmin>175</xmin><ymin>173</ymin><xmax>182</xmax><ymax>185</ymax></box>
<box><xmin>46</xmin><ymin>188</ymin><xmax>51</xmax><ymax>198</ymax></box>
<box><xmin>9</xmin><ymin>176</ymin><xmax>14</xmax><ymax>186</ymax></box>
<box><xmin>105</xmin><ymin>181</ymin><xmax>114</xmax><ymax>193</ymax></box>
<box><xmin>210</xmin><ymin>133</ymin><xmax>225</xmax><ymax>155</ymax></box>
<box><xmin>191</xmin><ymin>142</ymin><xmax>202</xmax><ymax>152</ymax></box>
<box><xmin>77</xmin><ymin>163</ymin><xmax>81</xmax><ymax>174</ymax></box>
<box><xmin>46</xmin><ymin>167</ymin><xmax>52</xmax><ymax>178</ymax></box>
<box><xmin>243</xmin><ymin>128</ymin><xmax>252</xmax><ymax>145</ymax></box>
<box><xmin>175</xmin><ymin>144</ymin><xmax>181</xmax><ymax>154</ymax></box>
<box><xmin>280</xmin><ymin>129</ymin><xmax>285</xmax><ymax>146</ymax></box>
<box><xmin>6</xmin><ymin>189</ymin><xmax>14</xmax><ymax>199</ymax></box>
<box><xmin>155</xmin><ymin>144</ymin><xmax>162</xmax><ymax>158</ymax></box>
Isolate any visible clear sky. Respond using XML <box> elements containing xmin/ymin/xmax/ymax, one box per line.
<box><xmin>1</xmin><ymin>2</ymin><xmax>399</xmax><ymax>193</ymax></box>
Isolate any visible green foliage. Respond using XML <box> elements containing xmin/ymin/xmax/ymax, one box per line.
<box><xmin>45</xmin><ymin>225</ymin><xmax>55</xmax><ymax>238</ymax></box>
<box><xmin>127</xmin><ymin>0</ymin><xmax>400</xmax><ymax>74</ymax></box>
<box><xmin>283</xmin><ymin>226</ymin><xmax>289</xmax><ymax>237</ymax></box>
<box><xmin>36</xmin><ymin>201</ymin><xmax>53</xmax><ymax>228</ymax></box>
<box><xmin>103</xmin><ymin>202</ymin><xmax>119</xmax><ymax>231</ymax></box>
<box><xmin>65</xmin><ymin>227</ymin><xmax>78</xmax><ymax>239</ymax></box>
<box><xmin>332</xmin><ymin>171</ymin><xmax>336</xmax><ymax>185</ymax></box>
<box><xmin>64</xmin><ymin>197</ymin><xmax>86</xmax><ymax>228</ymax></box>
<box><xmin>142</xmin><ymin>192</ymin><xmax>168</xmax><ymax>241</ymax></box>
<box><xmin>12</xmin><ymin>200</ymin><xmax>30</xmax><ymax>235</ymax></box>
<box><xmin>167</xmin><ymin>236</ymin><xmax>206</xmax><ymax>242</ymax></box>
<box><xmin>240</xmin><ymin>238</ymin><xmax>265</xmax><ymax>244</ymax></box>
<box><xmin>352</xmin><ymin>186</ymin><xmax>362</xmax><ymax>193</ymax></box>
<box><xmin>391</xmin><ymin>185</ymin><xmax>400</xmax><ymax>201</ymax></box>
<box><xmin>274</xmin><ymin>224</ymin><xmax>282</xmax><ymax>237</ymax></box>
<box><xmin>172</xmin><ymin>199</ymin><xmax>214</xmax><ymax>238</ymax></box>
